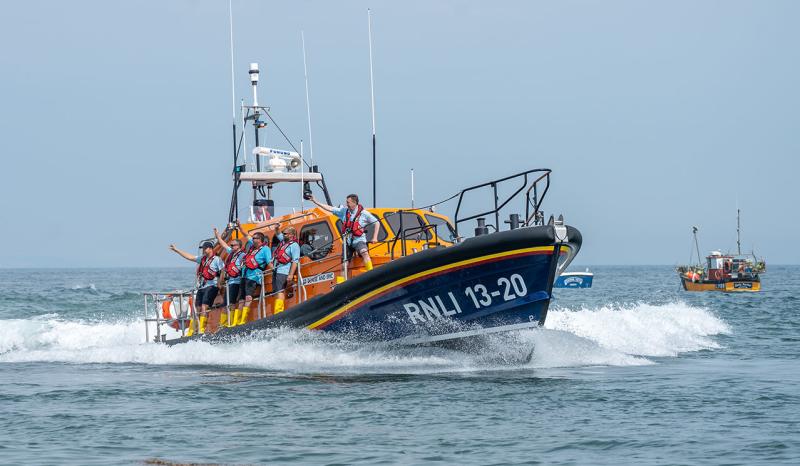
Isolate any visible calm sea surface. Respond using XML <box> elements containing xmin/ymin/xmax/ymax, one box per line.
<box><xmin>1</xmin><ymin>266</ymin><xmax>798</xmax><ymax>465</ymax></box>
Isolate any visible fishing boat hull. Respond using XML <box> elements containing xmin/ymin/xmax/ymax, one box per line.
<box><xmin>167</xmin><ymin>224</ymin><xmax>581</xmax><ymax>346</ymax></box>
<box><xmin>680</xmin><ymin>276</ymin><xmax>761</xmax><ymax>292</ymax></box>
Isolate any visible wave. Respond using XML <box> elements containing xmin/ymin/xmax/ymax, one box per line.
<box><xmin>545</xmin><ymin>301</ymin><xmax>732</xmax><ymax>357</ymax></box>
<box><xmin>0</xmin><ymin>302</ymin><xmax>730</xmax><ymax>374</ymax></box>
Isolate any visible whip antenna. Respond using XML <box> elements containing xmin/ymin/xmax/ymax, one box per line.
<box><xmin>411</xmin><ymin>168</ymin><xmax>415</xmax><ymax>208</ymax></box>
<box><xmin>301</xmin><ymin>31</ymin><xmax>315</xmax><ymax>168</ymax></box>
<box><xmin>368</xmin><ymin>8</ymin><xmax>377</xmax><ymax>207</ymax></box>
<box><xmin>228</xmin><ymin>0</ymin><xmax>236</xmax><ymax>121</ymax></box>
<box><xmin>227</xmin><ymin>0</ymin><xmax>239</xmax><ymax>222</ymax></box>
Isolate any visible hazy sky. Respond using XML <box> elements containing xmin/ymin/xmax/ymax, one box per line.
<box><xmin>0</xmin><ymin>0</ymin><xmax>797</xmax><ymax>267</ymax></box>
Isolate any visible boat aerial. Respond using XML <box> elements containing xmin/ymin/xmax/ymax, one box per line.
<box><xmin>142</xmin><ymin>61</ymin><xmax>582</xmax><ymax>346</ymax></box>
<box><xmin>677</xmin><ymin>211</ymin><xmax>766</xmax><ymax>292</ymax></box>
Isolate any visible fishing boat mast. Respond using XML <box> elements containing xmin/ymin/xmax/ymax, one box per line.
<box><xmin>692</xmin><ymin>226</ymin><xmax>701</xmax><ymax>267</ymax></box>
<box><xmin>737</xmin><ymin>208</ymin><xmax>742</xmax><ymax>256</ymax></box>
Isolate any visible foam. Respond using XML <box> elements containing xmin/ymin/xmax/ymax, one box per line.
<box><xmin>0</xmin><ymin>302</ymin><xmax>730</xmax><ymax>373</ymax></box>
<box><xmin>544</xmin><ymin>301</ymin><xmax>731</xmax><ymax>357</ymax></box>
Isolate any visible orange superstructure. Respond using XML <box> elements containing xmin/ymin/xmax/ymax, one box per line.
<box><xmin>202</xmin><ymin>207</ymin><xmax>457</xmax><ymax>332</ymax></box>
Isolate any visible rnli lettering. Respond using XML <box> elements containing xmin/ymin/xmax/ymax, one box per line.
<box><xmin>404</xmin><ymin>292</ymin><xmax>463</xmax><ymax>324</ymax></box>
<box><xmin>403</xmin><ymin>274</ymin><xmax>527</xmax><ymax>325</ymax></box>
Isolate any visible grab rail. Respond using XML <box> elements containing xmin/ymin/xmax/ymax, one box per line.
<box><xmin>453</xmin><ymin>168</ymin><xmax>551</xmax><ymax>237</ymax></box>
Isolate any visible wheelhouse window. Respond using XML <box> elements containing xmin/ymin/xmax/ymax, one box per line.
<box><xmin>385</xmin><ymin>211</ymin><xmax>431</xmax><ymax>241</ymax></box>
<box><xmin>299</xmin><ymin>221</ymin><xmax>335</xmax><ymax>260</ymax></box>
<box><xmin>424</xmin><ymin>214</ymin><xmax>457</xmax><ymax>243</ymax></box>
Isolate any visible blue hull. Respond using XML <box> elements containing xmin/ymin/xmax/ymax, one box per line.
<box><xmin>318</xmin><ymin>250</ymin><xmax>556</xmax><ymax>342</ymax></box>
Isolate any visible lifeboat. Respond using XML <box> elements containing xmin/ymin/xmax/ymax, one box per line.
<box><xmin>144</xmin><ymin>61</ymin><xmax>583</xmax><ymax>346</ymax></box>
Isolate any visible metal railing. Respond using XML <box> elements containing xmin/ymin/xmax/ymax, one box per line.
<box><xmin>453</xmin><ymin>168</ymin><xmax>551</xmax><ymax>237</ymax></box>
<box><xmin>143</xmin><ymin>290</ymin><xmax>195</xmax><ymax>343</ymax></box>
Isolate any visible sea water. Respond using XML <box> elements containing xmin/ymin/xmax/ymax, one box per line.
<box><xmin>0</xmin><ymin>266</ymin><xmax>798</xmax><ymax>465</ymax></box>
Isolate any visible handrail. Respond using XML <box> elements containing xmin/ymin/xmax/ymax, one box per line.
<box><xmin>453</xmin><ymin>168</ymin><xmax>551</xmax><ymax>237</ymax></box>
<box><xmin>390</xmin><ymin>223</ymin><xmax>438</xmax><ymax>259</ymax></box>
<box><xmin>525</xmin><ymin>171</ymin><xmax>551</xmax><ymax>226</ymax></box>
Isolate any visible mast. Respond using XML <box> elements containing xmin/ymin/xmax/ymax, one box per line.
<box><xmin>249</xmin><ymin>62</ymin><xmax>261</xmax><ymax>203</ymax></box>
<box><xmin>692</xmin><ymin>226</ymin><xmax>701</xmax><ymax>266</ymax></box>
<box><xmin>368</xmin><ymin>9</ymin><xmax>377</xmax><ymax>208</ymax></box>
<box><xmin>737</xmin><ymin>208</ymin><xmax>741</xmax><ymax>255</ymax></box>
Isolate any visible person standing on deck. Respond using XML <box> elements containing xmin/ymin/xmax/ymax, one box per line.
<box><xmin>272</xmin><ymin>225</ymin><xmax>300</xmax><ymax>314</ymax></box>
<box><xmin>213</xmin><ymin>227</ymin><xmax>246</xmax><ymax>327</ymax></box>
<box><xmin>310</xmin><ymin>194</ymin><xmax>380</xmax><ymax>271</ymax></box>
<box><xmin>169</xmin><ymin>242</ymin><xmax>223</xmax><ymax>335</ymax></box>
<box><xmin>234</xmin><ymin>224</ymin><xmax>272</xmax><ymax>326</ymax></box>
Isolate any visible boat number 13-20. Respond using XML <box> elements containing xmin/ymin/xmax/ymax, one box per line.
<box><xmin>464</xmin><ymin>274</ymin><xmax>528</xmax><ymax>309</ymax></box>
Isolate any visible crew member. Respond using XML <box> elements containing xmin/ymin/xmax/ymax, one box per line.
<box><xmin>272</xmin><ymin>225</ymin><xmax>300</xmax><ymax>314</ymax></box>
<box><xmin>169</xmin><ymin>241</ymin><xmax>223</xmax><ymax>334</ymax></box>
<box><xmin>234</xmin><ymin>223</ymin><xmax>272</xmax><ymax>325</ymax></box>
<box><xmin>309</xmin><ymin>194</ymin><xmax>379</xmax><ymax>271</ymax></box>
<box><xmin>214</xmin><ymin>226</ymin><xmax>246</xmax><ymax>327</ymax></box>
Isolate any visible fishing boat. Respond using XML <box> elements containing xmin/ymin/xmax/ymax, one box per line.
<box><xmin>554</xmin><ymin>268</ymin><xmax>593</xmax><ymax>288</ymax></box>
<box><xmin>141</xmin><ymin>62</ymin><xmax>582</xmax><ymax>346</ymax></box>
<box><xmin>676</xmin><ymin>212</ymin><xmax>766</xmax><ymax>292</ymax></box>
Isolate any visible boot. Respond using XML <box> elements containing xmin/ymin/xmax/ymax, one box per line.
<box><xmin>274</xmin><ymin>298</ymin><xmax>285</xmax><ymax>314</ymax></box>
<box><xmin>231</xmin><ymin>308</ymin><xmax>242</xmax><ymax>327</ymax></box>
<box><xmin>237</xmin><ymin>306</ymin><xmax>250</xmax><ymax>326</ymax></box>
<box><xmin>219</xmin><ymin>310</ymin><xmax>229</xmax><ymax>328</ymax></box>
<box><xmin>186</xmin><ymin>320</ymin><xmax>196</xmax><ymax>337</ymax></box>
<box><xmin>199</xmin><ymin>315</ymin><xmax>208</xmax><ymax>334</ymax></box>
<box><xmin>364</xmin><ymin>259</ymin><xmax>373</xmax><ymax>271</ymax></box>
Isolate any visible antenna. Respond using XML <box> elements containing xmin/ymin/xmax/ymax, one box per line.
<box><xmin>227</xmin><ymin>0</ymin><xmax>239</xmax><ymax>223</ymax></box>
<box><xmin>301</xmin><ymin>31</ymin><xmax>315</xmax><ymax>167</ymax></box>
<box><xmin>368</xmin><ymin>8</ymin><xmax>377</xmax><ymax>208</ymax></box>
<box><xmin>411</xmin><ymin>168</ymin><xmax>415</xmax><ymax>208</ymax></box>
<box><xmin>300</xmin><ymin>139</ymin><xmax>305</xmax><ymax>211</ymax></box>
<box><xmin>228</xmin><ymin>0</ymin><xmax>236</xmax><ymax>122</ymax></box>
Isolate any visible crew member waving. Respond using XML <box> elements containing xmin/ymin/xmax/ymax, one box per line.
<box><xmin>234</xmin><ymin>223</ymin><xmax>272</xmax><ymax>325</ymax></box>
<box><xmin>272</xmin><ymin>225</ymin><xmax>301</xmax><ymax>314</ymax></box>
<box><xmin>310</xmin><ymin>193</ymin><xmax>380</xmax><ymax>271</ymax></box>
<box><xmin>169</xmin><ymin>241</ymin><xmax>223</xmax><ymax>335</ymax></box>
<box><xmin>214</xmin><ymin>226</ymin><xmax>246</xmax><ymax>327</ymax></box>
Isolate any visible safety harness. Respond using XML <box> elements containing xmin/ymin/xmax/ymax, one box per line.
<box><xmin>224</xmin><ymin>250</ymin><xmax>245</xmax><ymax>278</ymax></box>
<box><xmin>341</xmin><ymin>205</ymin><xmax>365</xmax><ymax>237</ymax></box>
<box><xmin>197</xmin><ymin>255</ymin><xmax>219</xmax><ymax>281</ymax></box>
<box><xmin>244</xmin><ymin>244</ymin><xmax>268</xmax><ymax>270</ymax></box>
<box><xmin>275</xmin><ymin>239</ymin><xmax>298</xmax><ymax>265</ymax></box>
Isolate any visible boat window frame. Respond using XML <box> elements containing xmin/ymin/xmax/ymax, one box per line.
<box><xmin>384</xmin><ymin>211</ymin><xmax>431</xmax><ymax>241</ymax></box>
<box><xmin>424</xmin><ymin>214</ymin><xmax>457</xmax><ymax>243</ymax></box>
<box><xmin>299</xmin><ymin>220</ymin><xmax>336</xmax><ymax>259</ymax></box>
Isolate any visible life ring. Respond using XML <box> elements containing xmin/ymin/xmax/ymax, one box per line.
<box><xmin>161</xmin><ymin>295</ymin><xmax>192</xmax><ymax>330</ymax></box>
<box><xmin>162</xmin><ymin>294</ymin><xmax>174</xmax><ymax>319</ymax></box>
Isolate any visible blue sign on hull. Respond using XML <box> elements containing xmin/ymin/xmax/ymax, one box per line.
<box><xmin>554</xmin><ymin>272</ymin><xmax>593</xmax><ymax>289</ymax></box>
